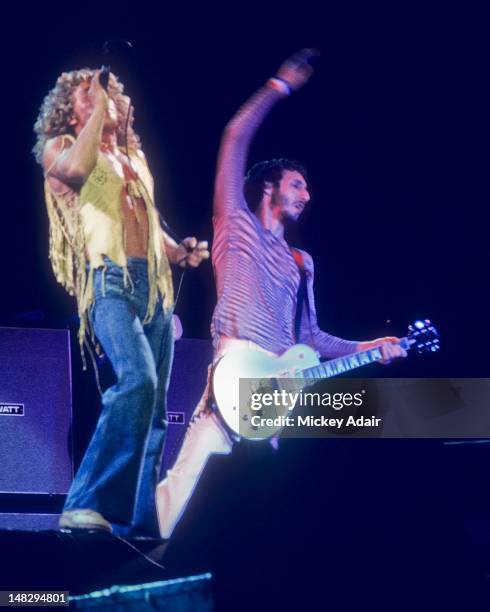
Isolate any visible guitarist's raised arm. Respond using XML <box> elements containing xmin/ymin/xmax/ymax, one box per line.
<box><xmin>213</xmin><ymin>50</ymin><xmax>316</xmax><ymax>219</ymax></box>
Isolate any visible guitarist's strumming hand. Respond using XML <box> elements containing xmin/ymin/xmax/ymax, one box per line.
<box><xmin>356</xmin><ymin>337</ymin><xmax>407</xmax><ymax>365</ymax></box>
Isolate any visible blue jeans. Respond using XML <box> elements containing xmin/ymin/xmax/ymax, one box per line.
<box><xmin>64</xmin><ymin>257</ymin><xmax>174</xmax><ymax>538</ymax></box>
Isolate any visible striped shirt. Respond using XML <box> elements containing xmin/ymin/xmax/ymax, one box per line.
<box><xmin>211</xmin><ymin>84</ymin><xmax>358</xmax><ymax>359</ymax></box>
<box><xmin>212</xmin><ymin>208</ymin><xmax>300</xmax><ymax>355</ymax></box>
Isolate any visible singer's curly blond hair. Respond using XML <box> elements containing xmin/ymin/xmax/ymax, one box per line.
<box><xmin>33</xmin><ymin>68</ymin><xmax>141</xmax><ymax>164</ymax></box>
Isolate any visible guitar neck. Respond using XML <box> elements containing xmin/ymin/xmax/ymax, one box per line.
<box><xmin>301</xmin><ymin>337</ymin><xmax>411</xmax><ymax>383</ymax></box>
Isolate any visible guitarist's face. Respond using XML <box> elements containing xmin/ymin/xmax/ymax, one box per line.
<box><xmin>272</xmin><ymin>170</ymin><xmax>310</xmax><ymax>222</ymax></box>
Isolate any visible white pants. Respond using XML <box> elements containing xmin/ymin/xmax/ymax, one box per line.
<box><xmin>156</xmin><ymin>338</ymin><xmax>274</xmax><ymax>539</ymax></box>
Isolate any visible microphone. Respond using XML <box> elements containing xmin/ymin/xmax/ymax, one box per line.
<box><xmin>99</xmin><ymin>65</ymin><xmax>111</xmax><ymax>91</ymax></box>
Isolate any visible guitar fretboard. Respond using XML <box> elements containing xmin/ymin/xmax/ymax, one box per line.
<box><xmin>303</xmin><ymin>347</ymin><xmax>382</xmax><ymax>380</ymax></box>
<box><xmin>300</xmin><ymin>337</ymin><xmax>410</xmax><ymax>383</ymax></box>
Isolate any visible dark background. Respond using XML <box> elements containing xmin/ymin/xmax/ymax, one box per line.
<box><xmin>1</xmin><ymin>1</ymin><xmax>488</xmax><ymax>376</ymax></box>
<box><xmin>1</xmin><ymin>2</ymin><xmax>490</xmax><ymax>610</ymax></box>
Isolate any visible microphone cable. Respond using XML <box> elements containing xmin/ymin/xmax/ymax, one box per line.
<box><xmin>101</xmin><ymin>39</ymin><xmax>192</xmax><ymax>309</ymax></box>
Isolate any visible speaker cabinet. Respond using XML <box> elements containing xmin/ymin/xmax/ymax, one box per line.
<box><xmin>0</xmin><ymin>327</ymin><xmax>73</xmax><ymax>494</ymax></box>
<box><xmin>163</xmin><ymin>338</ymin><xmax>213</xmax><ymax>473</ymax></box>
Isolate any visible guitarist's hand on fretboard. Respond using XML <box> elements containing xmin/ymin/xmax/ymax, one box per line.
<box><xmin>356</xmin><ymin>336</ymin><xmax>408</xmax><ymax>365</ymax></box>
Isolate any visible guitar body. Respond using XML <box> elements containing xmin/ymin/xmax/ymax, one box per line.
<box><xmin>212</xmin><ymin>344</ymin><xmax>319</xmax><ymax>440</ymax></box>
<box><xmin>212</xmin><ymin>320</ymin><xmax>439</xmax><ymax>441</ymax></box>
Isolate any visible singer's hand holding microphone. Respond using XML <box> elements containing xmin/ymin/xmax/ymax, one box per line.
<box><xmin>88</xmin><ymin>68</ymin><xmax>111</xmax><ymax>112</ymax></box>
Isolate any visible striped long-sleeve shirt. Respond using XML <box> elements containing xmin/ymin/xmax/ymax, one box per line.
<box><xmin>211</xmin><ymin>84</ymin><xmax>358</xmax><ymax>359</ymax></box>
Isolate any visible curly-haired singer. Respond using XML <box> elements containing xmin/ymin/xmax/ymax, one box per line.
<box><xmin>34</xmin><ymin>68</ymin><xmax>209</xmax><ymax>537</ymax></box>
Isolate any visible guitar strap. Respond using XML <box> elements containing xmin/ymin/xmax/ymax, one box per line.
<box><xmin>291</xmin><ymin>248</ymin><xmax>313</xmax><ymax>342</ymax></box>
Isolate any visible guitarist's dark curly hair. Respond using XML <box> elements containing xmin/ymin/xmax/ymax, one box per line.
<box><xmin>244</xmin><ymin>158</ymin><xmax>308</xmax><ymax>209</ymax></box>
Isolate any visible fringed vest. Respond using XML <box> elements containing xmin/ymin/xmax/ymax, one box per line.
<box><xmin>44</xmin><ymin>135</ymin><xmax>174</xmax><ymax>363</ymax></box>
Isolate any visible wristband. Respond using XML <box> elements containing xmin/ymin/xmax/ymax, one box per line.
<box><xmin>267</xmin><ymin>77</ymin><xmax>292</xmax><ymax>96</ymax></box>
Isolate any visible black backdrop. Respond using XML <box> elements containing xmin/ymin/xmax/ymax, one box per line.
<box><xmin>1</xmin><ymin>1</ymin><xmax>488</xmax><ymax>376</ymax></box>
<box><xmin>1</xmin><ymin>3</ymin><xmax>489</xmax><ymax>608</ymax></box>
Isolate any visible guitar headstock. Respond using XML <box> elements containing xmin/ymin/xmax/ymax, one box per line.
<box><xmin>407</xmin><ymin>319</ymin><xmax>440</xmax><ymax>354</ymax></box>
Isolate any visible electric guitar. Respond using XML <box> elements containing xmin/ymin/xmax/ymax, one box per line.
<box><xmin>212</xmin><ymin>320</ymin><xmax>440</xmax><ymax>440</ymax></box>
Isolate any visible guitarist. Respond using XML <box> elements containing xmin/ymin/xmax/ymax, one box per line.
<box><xmin>156</xmin><ymin>49</ymin><xmax>406</xmax><ymax>538</ymax></box>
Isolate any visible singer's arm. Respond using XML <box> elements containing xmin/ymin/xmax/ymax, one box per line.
<box><xmin>161</xmin><ymin>231</ymin><xmax>210</xmax><ymax>268</ymax></box>
<box><xmin>43</xmin><ymin>72</ymin><xmax>108</xmax><ymax>188</ymax></box>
